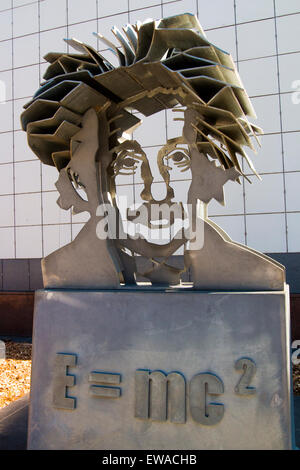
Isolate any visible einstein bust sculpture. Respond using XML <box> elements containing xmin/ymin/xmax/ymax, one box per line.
<box><xmin>21</xmin><ymin>13</ymin><xmax>285</xmax><ymax>290</ymax></box>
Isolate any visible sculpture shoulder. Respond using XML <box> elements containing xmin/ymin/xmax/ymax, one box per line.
<box><xmin>42</xmin><ymin>221</ymin><xmax>120</xmax><ymax>289</ymax></box>
<box><xmin>185</xmin><ymin>219</ymin><xmax>285</xmax><ymax>291</ymax></box>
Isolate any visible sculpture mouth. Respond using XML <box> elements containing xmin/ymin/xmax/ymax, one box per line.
<box><xmin>126</xmin><ymin>202</ymin><xmax>186</xmax><ymax>230</ymax></box>
<box><xmin>148</xmin><ymin>219</ymin><xmax>170</xmax><ymax>229</ymax></box>
<box><xmin>125</xmin><ymin>218</ymin><xmax>174</xmax><ymax>233</ymax></box>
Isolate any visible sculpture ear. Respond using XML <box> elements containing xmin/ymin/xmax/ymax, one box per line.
<box><xmin>81</xmin><ymin>107</ymin><xmax>98</xmax><ymax>130</ymax></box>
<box><xmin>79</xmin><ymin>108</ymin><xmax>99</xmax><ymax>142</ymax></box>
<box><xmin>54</xmin><ymin>108</ymin><xmax>101</xmax><ymax>215</ymax></box>
<box><xmin>70</xmin><ymin>108</ymin><xmax>100</xmax><ymax>160</ymax></box>
<box><xmin>183</xmin><ymin>108</ymin><xmax>199</xmax><ymax>144</ymax></box>
<box><xmin>55</xmin><ymin>167</ymin><xmax>90</xmax><ymax>215</ymax></box>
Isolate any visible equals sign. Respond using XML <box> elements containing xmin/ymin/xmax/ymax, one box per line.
<box><xmin>89</xmin><ymin>371</ymin><xmax>122</xmax><ymax>398</ymax></box>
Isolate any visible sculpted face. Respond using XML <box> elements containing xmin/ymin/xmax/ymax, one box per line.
<box><xmin>111</xmin><ymin>110</ymin><xmax>193</xmax><ymax>244</ymax></box>
<box><xmin>56</xmin><ymin>105</ymin><xmax>240</xmax><ymax>257</ymax></box>
<box><xmin>22</xmin><ymin>14</ymin><xmax>284</xmax><ymax>291</ymax></box>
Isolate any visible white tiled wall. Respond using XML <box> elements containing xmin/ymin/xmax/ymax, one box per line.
<box><xmin>0</xmin><ymin>0</ymin><xmax>299</xmax><ymax>258</ymax></box>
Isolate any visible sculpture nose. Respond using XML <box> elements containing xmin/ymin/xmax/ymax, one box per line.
<box><xmin>140</xmin><ymin>179</ymin><xmax>173</xmax><ymax>205</ymax></box>
<box><xmin>149</xmin><ymin>181</ymin><xmax>168</xmax><ymax>203</ymax></box>
<box><xmin>143</xmin><ymin>151</ymin><xmax>172</xmax><ymax>204</ymax></box>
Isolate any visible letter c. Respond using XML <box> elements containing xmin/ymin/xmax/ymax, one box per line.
<box><xmin>189</xmin><ymin>373</ymin><xmax>224</xmax><ymax>426</ymax></box>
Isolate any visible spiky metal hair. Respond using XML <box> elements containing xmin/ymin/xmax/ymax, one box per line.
<box><xmin>20</xmin><ymin>13</ymin><xmax>262</xmax><ymax>178</ymax></box>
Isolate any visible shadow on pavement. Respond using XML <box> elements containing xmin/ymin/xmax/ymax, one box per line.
<box><xmin>0</xmin><ymin>394</ymin><xmax>29</xmax><ymax>450</ymax></box>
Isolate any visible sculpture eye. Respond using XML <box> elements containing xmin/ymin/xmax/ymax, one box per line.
<box><xmin>171</xmin><ymin>152</ymin><xmax>185</xmax><ymax>162</ymax></box>
<box><xmin>67</xmin><ymin>168</ymin><xmax>88</xmax><ymax>201</ymax></box>
<box><xmin>112</xmin><ymin>152</ymin><xmax>141</xmax><ymax>176</ymax></box>
<box><xmin>67</xmin><ymin>168</ymin><xmax>85</xmax><ymax>189</ymax></box>
<box><xmin>165</xmin><ymin>150</ymin><xmax>191</xmax><ymax>172</ymax></box>
<box><xmin>123</xmin><ymin>157</ymin><xmax>136</xmax><ymax>168</ymax></box>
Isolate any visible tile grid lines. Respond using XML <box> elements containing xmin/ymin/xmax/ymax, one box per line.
<box><xmin>233</xmin><ymin>0</ymin><xmax>247</xmax><ymax>246</ymax></box>
<box><xmin>68</xmin><ymin>0</ymin><xmax>75</xmax><ymax>242</ymax></box>
<box><xmin>204</xmin><ymin>11</ymin><xmax>300</xmax><ymax>30</ymax></box>
<box><xmin>10</xmin><ymin>0</ymin><xmax>16</xmax><ymax>258</ymax></box>
<box><xmin>0</xmin><ymin>221</ymin><xmax>87</xmax><ymax>228</ymax></box>
<box><xmin>273</xmin><ymin>0</ymin><xmax>288</xmax><ymax>252</ymax></box>
<box><xmin>160</xmin><ymin>0</ymin><xmax>168</xmax><ymax>242</ymax></box>
<box><xmin>1</xmin><ymin>210</ymin><xmax>300</xmax><ymax>230</ymax></box>
<box><xmin>7</xmin><ymin>0</ymin><xmax>177</xmax><ymax>19</ymax></box>
<box><xmin>66</xmin><ymin>0</ymin><xmax>69</xmax><ymax>49</ymax></box>
<box><xmin>129</xmin><ymin>0</ymin><xmax>135</xmax><ymax>212</ymax></box>
<box><xmin>2</xmin><ymin>91</ymin><xmax>298</xmax><ymax>116</ymax></box>
<box><xmin>160</xmin><ymin>0</ymin><xmax>173</xmax><ymax>242</ymax></box>
<box><xmin>125</xmin><ymin>1</ymin><xmax>136</xmax><ymax>217</ymax></box>
<box><xmin>2</xmin><ymin>127</ymin><xmax>300</xmax><ymax>140</ymax></box>
<box><xmin>38</xmin><ymin>0</ymin><xmax>44</xmax><ymax>258</ymax></box>
<box><xmin>0</xmin><ymin>4</ymin><xmax>299</xmax><ymax>42</ymax></box>
<box><xmin>3</xmin><ymin>167</ymin><xmax>300</xmax><ymax>194</ymax></box>
<box><xmin>96</xmin><ymin>0</ymin><xmax>99</xmax><ymax>65</ymax></box>
<box><xmin>1</xmin><ymin>87</ymin><xmax>300</xmax><ymax>104</ymax></box>
<box><xmin>66</xmin><ymin>0</ymin><xmax>73</xmax><ymax>242</ymax></box>
<box><xmin>0</xmin><ymin>0</ymin><xmax>298</xmax><ymax>255</ymax></box>
<box><xmin>128</xmin><ymin>0</ymin><xmax>135</xmax><ymax>208</ymax></box>
<box><xmin>3</xmin><ymin>0</ymin><xmax>300</xmax><ymax>20</ymax></box>
<box><xmin>66</xmin><ymin>0</ymin><xmax>70</xmax><ymax>55</ymax></box>
<box><xmin>127</xmin><ymin>0</ymin><xmax>131</xmax><ymax>26</ymax></box>
<box><xmin>1</xmin><ymin>1</ymin><xmax>39</xmax><ymax>13</ymax></box>
<box><xmin>3</xmin><ymin>50</ymin><xmax>300</xmax><ymax>75</ymax></box>
<box><xmin>0</xmin><ymin>179</ymin><xmax>299</xmax><ymax>199</ymax></box>
<box><xmin>67</xmin><ymin>0</ymin><xmax>73</xmax><ymax>239</ymax></box>
<box><xmin>2</xmin><ymin>150</ymin><xmax>300</xmax><ymax>174</ymax></box>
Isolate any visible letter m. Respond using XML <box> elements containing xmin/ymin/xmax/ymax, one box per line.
<box><xmin>134</xmin><ymin>369</ymin><xmax>186</xmax><ymax>423</ymax></box>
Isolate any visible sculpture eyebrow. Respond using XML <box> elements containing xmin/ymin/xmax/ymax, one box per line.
<box><xmin>115</xmin><ymin>146</ymin><xmax>144</xmax><ymax>159</ymax></box>
<box><xmin>165</xmin><ymin>146</ymin><xmax>188</xmax><ymax>153</ymax></box>
<box><xmin>165</xmin><ymin>137</ymin><xmax>183</xmax><ymax>146</ymax></box>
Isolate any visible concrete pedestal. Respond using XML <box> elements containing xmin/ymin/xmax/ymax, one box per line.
<box><xmin>27</xmin><ymin>287</ymin><xmax>294</xmax><ymax>450</ymax></box>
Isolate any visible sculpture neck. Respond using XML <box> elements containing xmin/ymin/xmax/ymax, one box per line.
<box><xmin>197</xmin><ymin>201</ymin><xmax>208</xmax><ymax>220</ymax></box>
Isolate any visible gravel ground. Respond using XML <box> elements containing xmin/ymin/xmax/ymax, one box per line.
<box><xmin>293</xmin><ymin>364</ymin><xmax>300</xmax><ymax>395</ymax></box>
<box><xmin>0</xmin><ymin>340</ymin><xmax>299</xmax><ymax>410</ymax></box>
<box><xmin>0</xmin><ymin>341</ymin><xmax>32</xmax><ymax>409</ymax></box>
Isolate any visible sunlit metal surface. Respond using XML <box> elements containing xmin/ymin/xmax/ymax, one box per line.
<box><xmin>20</xmin><ymin>13</ymin><xmax>285</xmax><ymax>290</ymax></box>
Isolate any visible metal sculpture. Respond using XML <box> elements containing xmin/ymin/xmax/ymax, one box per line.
<box><xmin>21</xmin><ymin>13</ymin><xmax>285</xmax><ymax>290</ymax></box>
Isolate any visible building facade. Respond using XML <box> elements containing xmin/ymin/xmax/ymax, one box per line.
<box><xmin>0</xmin><ymin>0</ymin><xmax>299</xmax><ymax>302</ymax></box>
